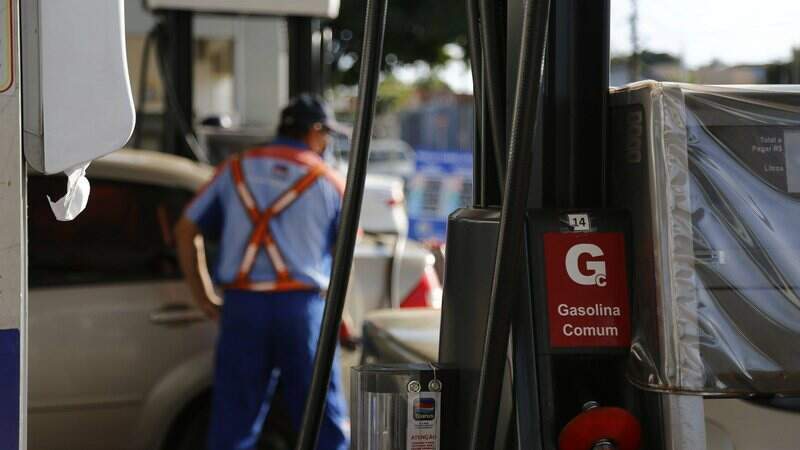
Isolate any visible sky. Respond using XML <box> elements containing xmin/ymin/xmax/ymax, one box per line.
<box><xmin>395</xmin><ymin>45</ymin><xmax>474</xmax><ymax>93</ymax></box>
<box><xmin>424</xmin><ymin>0</ymin><xmax>800</xmax><ymax>93</ymax></box>
<box><xmin>612</xmin><ymin>0</ymin><xmax>800</xmax><ymax>67</ymax></box>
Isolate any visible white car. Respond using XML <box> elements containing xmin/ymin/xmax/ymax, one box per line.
<box><xmin>331</xmin><ymin>138</ymin><xmax>415</xmax><ymax>179</ymax></box>
<box><xmin>26</xmin><ymin>149</ymin><xmax>440</xmax><ymax>450</ymax></box>
<box><xmin>361</xmin><ymin>308</ymin><xmax>800</xmax><ymax>450</ymax></box>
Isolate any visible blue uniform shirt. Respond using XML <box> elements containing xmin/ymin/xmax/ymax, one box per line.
<box><xmin>185</xmin><ymin>138</ymin><xmax>343</xmax><ymax>290</ymax></box>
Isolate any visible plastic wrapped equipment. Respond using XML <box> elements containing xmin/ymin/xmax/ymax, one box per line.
<box><xmin>609</xmin><ymin>82</ymin><xmax>800</xmax><ymax>395</ymax></box>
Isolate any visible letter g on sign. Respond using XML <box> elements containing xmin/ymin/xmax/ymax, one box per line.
<box><xmin>565</xmin><ymin>244</ymin><xmax>607</xmax><ymax>287</ymax></box>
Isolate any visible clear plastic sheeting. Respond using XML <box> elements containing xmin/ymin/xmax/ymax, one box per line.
<box><xmin>609</xmin><ymin>82</ymin><xmax>800</xmax><ymax>395</ymax></box>
<box><xmin>351</xmin><ymin>364</ymin><xmax>456</xmax><ymax>450</ymax></box>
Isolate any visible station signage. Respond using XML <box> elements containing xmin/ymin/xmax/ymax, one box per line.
<box><xmin>543</xmin><ymin>232</ymin><xmax>631</xmax><ymax>348</ymax></box>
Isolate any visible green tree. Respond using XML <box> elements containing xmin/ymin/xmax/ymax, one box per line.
<box><xmin>376</xmin><ymin>74</ymin><xmax>416</xmax><ymax>113</ymax></box>
<box><xmin>328</xmin><ymin>0</ymin><xmax>468</xmax><ymax>85</ymax></box>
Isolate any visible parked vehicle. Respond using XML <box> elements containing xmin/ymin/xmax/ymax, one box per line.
<box><xmin>331</xmin><ymin>137</ymin><xmax>415</xmax><ymax>179</ymax></box>
<box><xmin>26</xmin><ymin>149</ymin><xmax>439</xmax><ymax>450</ymax></box>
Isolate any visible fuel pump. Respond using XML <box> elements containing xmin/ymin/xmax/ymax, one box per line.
<box><xmin>609</xmin><ymin>83</ymin><xmax>800</xmax><ymax>395</ymax></box>
<box><xmin>519</xmin><ymin>209</ymin><xmax>645</xmax><ymax>450</ymax></box>
<box><xmin>439</xmin><ymin>1</ymin><xmax>656</xmax><ymax>449</ymax></box>
<box><xmin>298</xmin><ymin>0</ymin><xmax>800</xmax><ymax>450</ymax></box>
<box><xmin>299</xmin><ymin>0</ymin><xmax>655</xmax><ymax>449</ymax></box>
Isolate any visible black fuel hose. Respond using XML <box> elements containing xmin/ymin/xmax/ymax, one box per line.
<box><xmin>154</xmin><ymin>21</ymin><xmax>209</xmax><ymax>163</ymax></box>
<box><xmin>465</xmin><ymin>0</ymin><xmax>484</xmax><ymax>206</ymax></box>
<box><xmin>294</xmin><ymin>0</ymin><xmax>388</xmax><ymax>448</ymax></box>
<box><xmin>469</xmin><ymin>0</ymin><xmax>551</xmax><ymax>448</ymax></box>
<box><xmin>465</xmin><ymin>0</ymin><xmax>482</xmax><ymax>117</ymax></box>
<box><xmin>478</xmin><ymin>0</ymin><xmax>508</xmax><ymax>192</ymax></box>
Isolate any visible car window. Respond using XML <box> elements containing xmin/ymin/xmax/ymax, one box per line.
<box><xmin>28</xmin><ymin>176</ymin><xmax>193</xmax><ymax>287</ymax></box>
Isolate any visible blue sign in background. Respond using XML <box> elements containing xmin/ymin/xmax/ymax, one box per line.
<box><xmin>406</xmin><ymin>149</ymin><xmax>473</xmax><ymax>242</ymax></box>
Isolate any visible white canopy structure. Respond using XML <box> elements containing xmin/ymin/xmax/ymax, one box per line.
<box><xmin>145</xmin><ymin>0</ymin><xmax>341</xmax><ymax>18</ymax></box>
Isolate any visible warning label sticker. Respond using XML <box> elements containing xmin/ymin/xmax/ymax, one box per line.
<box><xmin>406</xmin><ymin>392</ymin><xmax>440</xmax><ymax>450</ymax></box>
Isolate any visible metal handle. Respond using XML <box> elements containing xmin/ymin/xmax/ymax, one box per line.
<box><xmin>149</xmin><ymin>303</ymin><xmax>205</xmax><ymax>325</ymax></box>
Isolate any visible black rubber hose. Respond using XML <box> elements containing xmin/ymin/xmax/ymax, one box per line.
<box><xmin>478</xmin><ymin>0</ymin><xmax>508</xmax><ymax>194</ymax></box>
<box><xmin>469</xmin><ymin>0</ymin><xmax>551</xmax><ymax>448</ymax></box>
<box><xmin>154</xmin><ymin>21</ymin><xmax>209</xmax><ymax>163</ymax></box>
<box><xmin>294</xmin><ymin>0</ymin><xmax>388</xmax><ymax>447</ymax></box>
<box><xmin>465</xmin><ymin>0</ymin><xmax>484</xmax><ymax>207</ymax></box>
<box><xmin>465</xmin><ymin>0</ymin><xmax>483</xmax><ymax>121</ymax></box>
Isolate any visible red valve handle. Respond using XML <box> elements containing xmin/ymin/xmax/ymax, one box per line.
<box><xmin>558</xmin><ymin>406</ymin><xmax>642</xmax><ymax>450</ymax></box>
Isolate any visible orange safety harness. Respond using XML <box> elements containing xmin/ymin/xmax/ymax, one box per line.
<box><xmin>224</xmin><ymin>148</ymin><xmax>333</xmax><ymax>293</ymax></box>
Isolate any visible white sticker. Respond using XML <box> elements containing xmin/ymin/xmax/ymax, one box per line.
<box><xmin>407</xmin><ymin>391</ymin><xmax>440</xmax><ymax>450</ymax></box>
<box><xmin>567</xmin><ymin>213</ymin><xmax>591</xmax><ymax>231</ymax></box>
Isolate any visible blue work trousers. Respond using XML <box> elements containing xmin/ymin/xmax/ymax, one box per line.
<box><xmin>207</xmin><ymin>290</ymin><xmax>349</xmax><ymax>450</ymax></box>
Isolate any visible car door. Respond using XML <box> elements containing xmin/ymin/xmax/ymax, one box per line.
<box><xmin>27</xmin><ymin>176</ymin><xmax>216</xmax><ymax>450</ymax></box>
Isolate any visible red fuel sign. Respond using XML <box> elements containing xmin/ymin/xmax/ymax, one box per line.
<box><xmin>543</xmin><ymin>232</ymin><xmax>631</xmax><ymax>349</ymax></box>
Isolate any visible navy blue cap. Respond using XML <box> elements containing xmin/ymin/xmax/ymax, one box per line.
<box><xmin>279</xmin><ymin>94</ymin><xmax>351</xmax><ymax>137</ymax></box>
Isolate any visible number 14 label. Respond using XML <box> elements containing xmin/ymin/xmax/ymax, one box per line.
<box><xmin>567</xmin><ymin>213</ymin><xmax>591</xmax><ymax>231</ymax></box>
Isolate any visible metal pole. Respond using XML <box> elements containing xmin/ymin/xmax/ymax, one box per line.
<box><xmin>294</xmin><ymin>0</ymin><xmax>388</xmax><ymax>447</ymax></box>
<box><xmin>469</xmin><ymin>0</ymin><xmax>550</xmax><ymax>448</ymax></box>
<box><xmin>628</xmin><ymin>0</ymin><xmax>641</xmax><ymax>82</ymax></box>
<box><xmin>288</xmin><ymin>17</ymin><xmax>323</xmax><ymax>96</ymax></box>
<box><xmin>160</xmin><ymin>10</ymin><xmax>194</xmax><ymax>160</ymax></box>
<box><xmin>0</xmin><ymin>1</ymin><xmax>26</xmax><ymax>448</ymax></box>
<box><xmin>543</xmin><ymin>0</ymin><xmax>610</xmax><ymax>209</ymax></box>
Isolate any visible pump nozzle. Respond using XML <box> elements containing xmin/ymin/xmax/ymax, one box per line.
<box><xmin>558</xmin><ymin>402</ymin><xmax>642</xmax><ymax>450</ymax></box>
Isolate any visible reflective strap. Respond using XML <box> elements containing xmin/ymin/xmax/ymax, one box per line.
<box><xmin>259</xmin><ymin>163</ymin><xmax>326</xmax><ymax>282</ymax></box>
<box><xmin>246</xmin><ymin>146</ymin><xmax>325</xmax><ymax>168</ymax></box>
<box><xmin>248</xmin><ymin>281</ymin><xmax>276</xmax><ymax>291</ymax></box>
<box><xmin>237</xmin><ymin>218</ymin><xmax>272</xmax><ymax>277</ymax></box>
<box><xmin>323</xmin><ymin>168</ymin><xmax>346</xmax><ymax>196</ymax></box>
<box><xmin>226</xmin><ymin>279</ymin><xmax>313</xmax><ymax>292</ymax></box>
<box><xmin>273</xmin><ymin>280</ymin><xmax>312</xmax><ymax>291</ymax></box>
<box><xmin>230</xmin><ymin>157</ymin><xmax>259</xmax><ymax>221</ymax></box>
<box><xmin>266</xmin><ymin>239</ymin><xmax>288</xmax><ymax>275</ymax></box>
<box><xmin>270</xmin><ymin>163</ymin><xmax>327</xmax><ymax>215</ymax></box>
<box><xmin>271</xmin><ymin>190</ymin><xmax>298</xmax><ymax>214</ymax></box>
<box><xmin>227</xmin><ymin>158</ymin><xmax>328</xmax><ymax>292</ymax></box>
<box><xmin>243</xmin><ymin>145</ymin><xmax>344</xmax><ymax>197</ymax></box>
<box><xmin>236</xmin><ymin>183</ymin><xmax>257</xmax><ymax>214</ymax></box>
<box><xmin>237</xmin><ymin>243</ymin><xmax>259</xmax><ymax>281</ymax></box>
